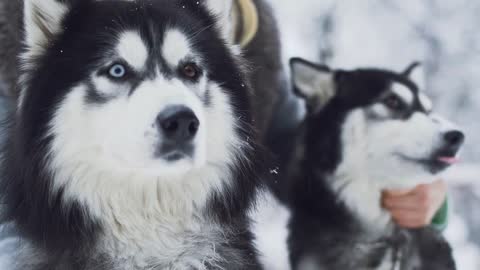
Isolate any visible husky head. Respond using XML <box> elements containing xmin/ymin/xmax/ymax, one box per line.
<box><xmin>4</xmin><ymin>0</ymin><xmax>262</xmax><ymax>247</ymax></box>
<box><xmin>290</xmin><ymin>58</ymin><xmax>465</xmax><ymax>190</ymax></box>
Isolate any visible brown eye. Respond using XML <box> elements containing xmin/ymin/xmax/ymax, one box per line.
<box><xmin>181</xmin><ymin>63</ymin><xmax>200</xmax><ymax>80</ymax></box>
<box><xmin>384</xmin><ymin>95</ymin><xmax>403</xmax><ymax>111</ymax></box>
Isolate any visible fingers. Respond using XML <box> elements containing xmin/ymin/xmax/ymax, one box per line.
<box><xmin>383</xmin><ymin>182</ymin><xmax>444</xmax><ymax>212</ymax></box>
<box><xmin>383</xmin><ymin>198</ymin><xmax>419</xmax><ymax>212</ymax></box>
<box><xmin>430</xmin><ymin>180</ymin><xmax>448</xmax><ymax>198</ymax></box>
<box><xmin>382</xmin><ymin>188</ymin><xmax>414</xmax><ymax>197</ymax></box>
<box><xmin>382</xmin><ymin>179</ymin><xmax>448</xmax><ymax>229</ymax></box>
<box><xmin>415</xmin><ymin>181</ymin><xmax>447</xmax><ymax>214</ymax></box>
<box><xmin>382</xmin><ymin>190</ymin><xmax>419</xmax><ymax>211</ymax></box>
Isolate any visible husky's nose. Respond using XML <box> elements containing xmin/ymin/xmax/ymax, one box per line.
<box><xmin>157</xmin><ymin>106</ymin><xmax>199</xmax><ymax>142</ymax></box>
<box><xmin>443</xmin><ymin>130</ymin><xmax>465</xmax><ymax>149</ymax></box>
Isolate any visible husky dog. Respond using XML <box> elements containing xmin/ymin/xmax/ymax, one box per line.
<box><xmin>284</xmin><ymin>58</ymin><xmax>463</xmax><ymax>270</ymax></box>
<box><xmin>0</xmin><ymin>0</ymin><xmax>274</xmax><ymax>269</ymax></box>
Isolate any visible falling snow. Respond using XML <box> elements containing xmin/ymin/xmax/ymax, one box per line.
<box><xmin>269</xmin><ymin>167</ymin><xmax>279</xmax><ymax>175</ymax></box>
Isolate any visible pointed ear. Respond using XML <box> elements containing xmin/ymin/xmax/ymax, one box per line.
<box><xmin>23</xmin><ymin>0</ymin><xmax>70</xmax><ymax>56</ymax></box>
<box><xmin>402</xmin><ymin>61</ymin><xmax>421</xmax><ymax>77</ymax></box>
<box><xmin>204</xmin><ymin>0</ymin><xmax>235</xmax><ymax>41</ymax></box>
<box><xmin>290</xmin><ymin>58</ymin><xmax>336</xmax><ymax>112</ymax></box>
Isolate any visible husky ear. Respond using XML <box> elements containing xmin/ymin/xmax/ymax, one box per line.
<box><xmin>204</xmin><ymin>0</ymin><xmax>235</xmax><ymax>41</ymax></box>
<box><xmin>402</xmin><ymin>61</ymin><xmax>421</xmax><ymax>77</ymax></box>
<box><xmin>23</xmin><ymin>0</ymin><xmax>70</xmax><ymax>56</ymax></box>
<box><xmin>290</xmin><ymin>58</ymin><xmax>336</xmax><ymax>112</ymax></box>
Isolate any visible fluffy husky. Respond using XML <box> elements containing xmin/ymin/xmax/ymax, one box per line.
<box><xmin>284</xmin><ymin>58</ymin><xmax>463</xmax><ymax>270</ymax></box>
<box><xmin>0</xmin><ymin>0</ymin><xmax>272</xmax><ymax>269</ymax></box>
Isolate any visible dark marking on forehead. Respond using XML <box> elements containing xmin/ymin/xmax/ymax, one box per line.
<box><xmin>332</xmin><ymin>68</ymin><xmax>419</xmax><ymax>107</ymax></box>
<box><xmin>57</xmin><ymin>0</ymin><xmax>222</xmax><ymax>76</ymax></box>
<box><xmin>316</xmin><ymin>66</ymin><xmax>431</xmax><ymax>122</ymax></box>
<box><xmin>22</xmin><ymin>0</ymin><xmax>252</xmax><ymax>145</ymax></box>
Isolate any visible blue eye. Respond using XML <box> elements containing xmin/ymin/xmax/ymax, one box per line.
<box><xmin>109</xmin><ymin>64</ymin><xmax>126</xmax><ymax>78</ymax></box>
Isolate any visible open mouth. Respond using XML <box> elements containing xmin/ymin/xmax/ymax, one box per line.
<box><xmin>427</xmin><ymin>149</ymin><xmax>461</xmax><ymax>173</ymax></box>
<box><xmin>436</xmin><ymin>156</ymin><xmax>460</xmax><ymax>165</ymax></box>
<box><xmin>426</xmin><ymin>156</ymin><xmax>459</xmax><ymax>173</ymax></box>
<box><xmin>396</xmin><ymin>151</ymin><xmax>461</xmax><ymax>174</ymax></box>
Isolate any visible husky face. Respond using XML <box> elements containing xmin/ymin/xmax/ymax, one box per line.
<box><xmin>18</xmin><ymin>0</ymin><xmax>250</xmax><ymax>181</ymax></box>
<box><xmin>48</xmin><ymin>27</ymin><xmax>226</xmax><ymax>177</ymax></box>
<box><xmin>3</xmin><ymin>0</ymin><xmax>263</xmax><ymax>251</ymax></box>
<box><xmin>291</xmin><ymin>58</ymin><xmax>465</xmax><ymax>190</ymax></box>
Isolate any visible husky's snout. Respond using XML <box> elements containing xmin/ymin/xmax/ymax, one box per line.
<box><xmin>155</xmin><ymin>105</ymin><xmax>200</xmax><ymax>161</ymax></box>
<box><xmin>441</xmin><ymin>130</ymin><xmax>465</xmax><ymax>154</ymax></box>
<box><xmin>430</xmin><ymin>129</ymin><xmax>465</xmax><ymax>169</ymax></box>
<box><xmin>158</xmin><ymin>106</ymin><xmax>200</xmax><ymax>143</ymax></box>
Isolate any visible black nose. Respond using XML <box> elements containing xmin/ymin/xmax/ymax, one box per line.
<box><xmin>443</xmin><ymin>130</ymin><xmax>465</xmax><ymax>148</ymax></box>
<box><xmin>157</xmin><ymin>106</ymin><xmax>199</xmax><ymax>142</ymax></box>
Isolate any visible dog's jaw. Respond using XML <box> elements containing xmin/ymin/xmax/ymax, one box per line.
<box><xmin>329</xmin><ymin>108</ymin><xmax>458</xmax><ymax>233</ymax></box>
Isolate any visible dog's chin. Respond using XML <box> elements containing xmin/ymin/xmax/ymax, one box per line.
<box><xmin>396</xmin><ymin>152</ymin><xmax>460</xmax><ymax>175</ymax></box>
<box><xmin>155</xmin><ymin>152</ymin><xmax>199</xmax><ymax>176</ymax></box>
<box><xmin>100</xmin><ymin>152</ymin><xmax>205</xmax><ymax>178</ymax></box>
<box><xmin>384</xmin><ymin>173</ymin><xmax>438</xmax><ymax>190</ymax></box>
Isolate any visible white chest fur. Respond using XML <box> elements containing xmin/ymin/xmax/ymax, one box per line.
<box><xmin>54</xmin><ymin>165</ymin><xmax>233</xmax><ymax>269</ymax></box>
<box><xmin>99</xmin><ymin>216</ymin><xmax>227</xmax><ymax>270</ymax></box>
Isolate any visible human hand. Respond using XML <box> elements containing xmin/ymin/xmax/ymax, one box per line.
<box><xmin>382</xmin><ymin>180</ymin><xmax>447</xmax><ymax>229</ymax></box>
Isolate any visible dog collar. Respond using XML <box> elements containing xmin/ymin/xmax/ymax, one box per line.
<box><xmin>231</xmin><ymin>0</ymin><xmax>259</xmax><ymax>47</ymax></box>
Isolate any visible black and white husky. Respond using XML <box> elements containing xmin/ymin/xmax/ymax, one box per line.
<box><xmin>284</xmin><ymin>58</ymin><xmax>463</xmax><ymax>270</ymax></box>
<box><xmin>0</xmin><ymin>0</ymin><xmax>271</xmax><ymax>269</ymax></box>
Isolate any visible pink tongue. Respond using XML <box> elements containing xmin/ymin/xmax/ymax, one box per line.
<box><xmin>438</xmin><ymin>156</ymin><xmax>460</xmax><ymax>165</ymax></box>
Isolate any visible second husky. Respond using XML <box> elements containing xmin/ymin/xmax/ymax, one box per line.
<box><xmin>282</xmin><ymin>58</ymin><xmax>462</xmax><ymax>270</ymax></box>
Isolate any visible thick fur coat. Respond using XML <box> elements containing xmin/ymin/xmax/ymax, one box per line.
<box><xmin>283</xmin><ymin>58</ymin><xmax>460</xmax><ymax>270</ymax></box>
<box><xmin>0</xmin><ymin>0</ymin><xmax>277</xmax><ymax>269</ymax></box>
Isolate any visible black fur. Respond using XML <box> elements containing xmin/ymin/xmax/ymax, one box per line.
<box><xmin>242</xmin><ymin>0</ymin><xmax>287</xmax><ymax>142</ymax></box>
<box><xmin>0</xmin><ymin>1</ymin><xmax>270</xmax><ymax>269</ymax></box>
<box><xmin>278</xmin><ymin>59</ymin><xmax>456</xmax><ymax>270</ymax></box>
